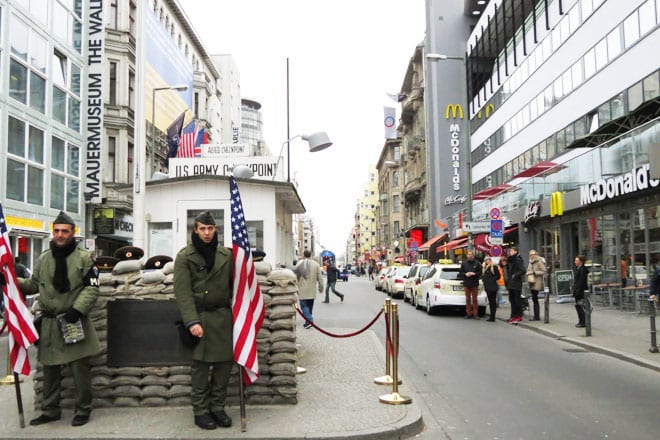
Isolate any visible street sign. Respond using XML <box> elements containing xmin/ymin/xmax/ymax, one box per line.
<box><xmin>462</xmin><ymin>221</ymin><xmax>491</xmax><ymax>233</ymax></box>
<box><xmin>411</xmin><ymin>240</ymin><xmax>419</xmax><ymax>251</ymax></box>
<box><xmin>489</xmin><ymin>207</ymin><xmax>501</xmax><ymax>219</ymax></box>
<box><xmin>489</xmin><ymin>245</ymin><xmax>503</xmax><ymax>257</ymax></box>
<box><xmin>490</xmin><ymin>219</ymin><xmax>503</xmax><ymax>245</ymax></box>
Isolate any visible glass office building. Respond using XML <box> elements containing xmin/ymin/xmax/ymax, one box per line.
<box><xmin>465</xmin><ymin>0</ymin><xmax>659</xmax><ymax>281</ymax></box>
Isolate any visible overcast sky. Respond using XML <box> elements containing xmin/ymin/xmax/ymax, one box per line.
<box><xmin>179</xmin><ymin>0</ymin><xmax>426</xmax><ymax>256</ymax></box>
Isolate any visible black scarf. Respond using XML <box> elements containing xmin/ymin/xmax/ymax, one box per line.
<box><xmin>191</xmin><ymin>231</ymin><xmax>218</xmax><ymax>271</ymax></box>
<box><xmin>50</xmin><ymin>239</ymin><xmax>78</xmax><ymax>293</ymax></box>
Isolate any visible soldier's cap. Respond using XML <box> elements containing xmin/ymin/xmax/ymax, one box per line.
<box><xmin>144</xmin><ymin>255</ymin><xmax>173</xmax><ymax>270</ymax></box>
<box><xmin>94</xmin><ymin>256</ymin><xmax>119</xmax><ymax>272</ymax></box>
<box><xmin>194</xmin><ymin>210</ymin><xmax>215</xmax><ymax>226</ymax></box>
<box><xmin>53</xmin><ymin>211</ymin><xmax>75</xmax><ymax>227</ymax></box>
<box><xmin>113</xmin><ymin>246</ymin><xmax>144</xmax><ymax>261</ymax></box>
<box><xmin>252</xmin><ymin>249</ymin><xmax>266</xmax><ymax>262</ymax></box>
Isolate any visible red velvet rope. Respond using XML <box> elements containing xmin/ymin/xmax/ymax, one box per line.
<box><xmin>294</xmin><ymin>305</ymin><xmax>383</xmax><ymax>338</ymax></box>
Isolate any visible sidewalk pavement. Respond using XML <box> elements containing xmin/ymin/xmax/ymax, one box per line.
<box><xmin>1</xmin><ymin>298</ymin><xmax>658</xmax><ymax>440</ymax></box>
<box><xmin>0</xmin><ymin>328</ymin><xmax>423</xmax><ymax>440</ymax></box>
<box><xmin>496</xmin><ymin>295</ymin><xmax>660</xmax><ymax>372</ymax></box>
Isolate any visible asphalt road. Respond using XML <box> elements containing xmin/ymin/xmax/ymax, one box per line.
<box><xmin>314</xmin><ymin>275</ymin><xmax>660</xmax><ymax>440</ymax></box>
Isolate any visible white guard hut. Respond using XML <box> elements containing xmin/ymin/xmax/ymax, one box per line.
<box><xmin>141</xmin><ymin>175</ymin><xmax>304</xmax><ymax>268</ymax></box>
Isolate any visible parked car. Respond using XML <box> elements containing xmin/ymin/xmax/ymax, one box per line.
<box><xmin>416</xmin><ymin>263</ymin><xmax>487</xmax><ymax>315</ymax></box>
<box><xmin>384</xmin><ymin>266</ymin><xmax>411</xmax><ymax>299</ymax></box>
<box><xmin>339</xmin><ymin>268</ymin><xmax>350</xmax><ymax>282</ymax></box>
<box><xmin>375</xmin><ymin>267</ymin><xmax>393</xmax><ymax>291</ymax></box>
<box><xmin>404</xmin><ymin>263</ymin><xmax>431</xmax><ymax>305</ymax></box>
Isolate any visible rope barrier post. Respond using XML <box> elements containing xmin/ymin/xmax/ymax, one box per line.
<box><xmin>1</xmin><ymin>349</ymin><xmax>17</xmax><ymax>385</ymax></box>
<box><xmin>379</xmin><ymin>303</ymin><xmax>411</xmax><ymax>405</ymax></box>
<box><xmin>374</xmin><ymin>298</ymin><xmax>400</xmax><ymax>385</ymax></box>
<box><xmin>649</xmin><ymin>296</ymin><xmax>658</xmax><ymax>354</ymax></box>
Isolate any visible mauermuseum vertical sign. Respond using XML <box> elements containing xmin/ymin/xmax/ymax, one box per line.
<box><xmin>85</xmin><ymin>1</ymin><xmax>104</xmax><ymax>203</ymax></box>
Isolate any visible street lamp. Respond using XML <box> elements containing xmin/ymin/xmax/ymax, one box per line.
<box><xmin>274</xmin><ymin>132</ymin><xmax>333</xmax><ymax>182</ymax></box>
<box><xmin>425</xmin><ymin>53</ymin><xmax>473</xmax><ymax>250</ymax></box>
<box><xmin>151</xmin><ymin>84</ymin><xmax>188</xmax><ymax>175</ymax></box>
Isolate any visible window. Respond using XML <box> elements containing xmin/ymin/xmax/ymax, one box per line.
<box><xmin>638</xmin><ymin>0</ymin><xmax>656</xmax><ymax>35</ymax></box>
<box><xmin>109</xmin><ymin>62</ymin><xmax>117</xmax><ymax>105</ymax></box>
<box><xmin>9</xmin><ymin>17</ymin><xmax>47</xmax><ymax>112</ymax></box>
<box><xmin>51</xmin><ymin>50</ymin><xmax>81</xmax><ymax>129</ymax></box>
<box><xmin>643</xmin><ymin>71</ymin><xmax>659</xmax><ymax>100</ymax></box>
<box><xmin>106</xmin><ymin>136</ymin><xmax>116</xmax><ymax>181</ymax></box>
<box><xmin>129</xmin><ymin>1</ymin><xmax>136</xmax><ymax>36</ymax></box>
<box><xmin>129</xmin><ymin>70</ymin><xmax>135</xmax><ymax>109</ymax></box>
<box><xmin>109</xmin><ymin>1</ymin><xmax>118</xmax><ymax>29</ymax></box>
<box><xmin>393</xmin><ymin>172</ymin><xmax>400</xmax><ymax>187</ymax></box>
<box><xmin>623</xmin><ymin>11</ymin><xmax>640</xmax><ymax>47</ymax></box>
<box><xmin>606</xmin><ymin>27</ymin><xmax>622</xmax><ymax>60</ymax></box>
<box><xmin>392</xmin><ymin>195</ymin><xmax>401</xmax><ymax>213</ymax></box>
<box><xmin>5</xmin><ymin>116</ymin><xmax>45</xmax><ymax>204</ymax></box>
<box><xmin>50</xmin><ymin>136</ymin><xmax>80</xmax><ymax>213</ymax></box>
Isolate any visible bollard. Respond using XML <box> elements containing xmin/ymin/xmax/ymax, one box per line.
<box><xmin>543</xmin><ymin>285</ymin><xmax>550</xmax><ymax>324</ymax></box>
<box><xmin>649</xmin><ymin>296</ymin><xmax>658</xmax><ymax>354</ymax></box>
<box><xmin>374</xmin><ymin>298</ymin><xmax>401</xmax><ymax>385</ymax></box>
<box><xmin>379</xmin><ymin>303</ymin><xmax>411</xmax><ymax>405</ymax></box>
<box><xmin>584</xmin><ymin>290</ymin><xmax>592</xmax><ymax>337</ymax></box>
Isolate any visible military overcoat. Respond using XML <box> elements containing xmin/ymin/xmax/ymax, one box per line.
<box><xmin>19</xmin><ymin>247</ymin><xmax>101</xmax><ymax>365</ymax></box>
<box><xmin>173</xmin><ymin>243</ymin><xmax>234</xmax><ymax>363</ymax></box>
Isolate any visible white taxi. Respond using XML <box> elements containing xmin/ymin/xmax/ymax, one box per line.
<box><xmin>384</xmin><ymin>266</ymin><xmax>411</xmax><ymax>299</ymax></box>
<box><xmin>416</xmin><ymin>262</ymin><xmax>487</xmax><ymax>315</ymax></box>
<box><xmin>404</xmin><ymin>263</ymin><xmax>431</xmax><ymax>305</ymax></box>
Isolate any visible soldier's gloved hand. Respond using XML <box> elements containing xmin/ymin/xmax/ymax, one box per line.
<box><xmin>0</xmin><ymin>273</ymin><xmax>5</xmax><ymax>285</ymax></box>
<box><xmin>64</xmin><ymin>307</ymin><xmax>82</xmax><ymax>323</ymax></box>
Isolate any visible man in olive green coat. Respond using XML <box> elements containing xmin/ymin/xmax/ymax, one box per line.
<box><xmin>18</xmin><ymin>211</ymin><xmax>100</xmax><ymax>427</ymax></box>
<box><xmin>174</xmin><ymin>211</ymin><xmax>234</xmax><ymax>430</ymax></box>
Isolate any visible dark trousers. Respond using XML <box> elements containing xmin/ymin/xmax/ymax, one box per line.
<box><xmin>575</xmin><ymin>299</ymin><xmax>586</xmax><ymax>325</ymax></box>
<box><xmin>509</xmin><ymin>288</ymin><xmax>523</xmax><ymax>318</ymax></box>
<box><xmin>325</xmin><ymin>281</ymin><xmax>343</xmax><ymax>302</ymax></box>
<box><xmin>486</xmin><ymin>289</ymin><xmax>498</xmax><ymax>318</ymax></box>
<box><xmin>41</xmin><ymin>357</ymin><xmax>92</xmax><ymax>417</ymax></box>
<box><xmin>190</xmin><ymin>360</ymin><xmax>233</xmax><ymax>416</ymax></box>
<box><xmin>530</xmin><ymin>289</ymin><xmax>540</xmax><ymax>319</ymax></box>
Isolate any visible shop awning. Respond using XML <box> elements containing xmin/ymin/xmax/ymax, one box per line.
<box><xmin>473</xmin><ymin>184</ymin><xmax>517</xmax><ymax>200</ymax></box>
<box><xmin>393</xmin><ymin>255</ymin><xmax>405</xmax><ymax>263</ymax></box>
<box><xmin>566</xmin><ymin>97</ymin><xmax>660</xmax><ymax>150</ymax></box>
<box><xmin>436</xmin><ymin>237</ymin><xmax>469</xmax><ymax>253</ymax></box>
<box><xmin>417</xmin><ymin>232</ymin><xmax>448</xmax><ymax>252</ymax></box>
<box><xmin>512</xmin><ymin>161</ymin><xmax>565</xmax><ymax>179</ymax></box>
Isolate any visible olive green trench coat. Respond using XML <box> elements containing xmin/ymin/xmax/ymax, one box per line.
<box><xmin>173</xmin><ymin>243</ymin><xmax>234</xmax><ymax>363</ymax></box>
<box><xmin>19</xmin><ymin>247</ymin><xmax>101</xmax><ymax>366</ymax></box>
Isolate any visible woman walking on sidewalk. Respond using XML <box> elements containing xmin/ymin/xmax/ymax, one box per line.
<box><xmin>506</xmin><ymin>246</ymin><xmax>525</xmax><ymax>324</ymax></box>
<box><xmin>526</xmin><ymin>250</ymin><xmax>546</xmax><ymax>321</ymax></box>
<box><xmin>482</xmin><ymin>256</ymin><xmax>500</xmax><ymax>321</ymax></box>
<box><xmin>572</xmin><ymin>255</ymin><xmax>589</xmax><ymax>328</ymax></box>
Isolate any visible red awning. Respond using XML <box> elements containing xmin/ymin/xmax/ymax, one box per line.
<box><xmin>436</xmin><ymin>237</ymin><xmax>469</xmax><ymax>253</ymax></box>
<box><xmin>512</xmin><ymin>161</ymin><xmax>565</xmax><ymax>179</ymax></box>
<box><xmin>472</xmin><ymin>184</ymin><xmax>517</xmax><ymax>200</ymax></box>
<box><xmin>417</xmin><ymin>233</ymin><xmax>448</xmax><ymax>252</ymax></box>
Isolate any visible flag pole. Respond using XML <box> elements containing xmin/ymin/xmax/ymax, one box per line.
<box><xmin>13</xmin><ymin>372</ymin><xmax>26</xmax><ymax>428</ymax></box>
<box><xmin>238</xmin><ymin>367</ymin><xmax>246</xmax><ymax>431</ymax></box>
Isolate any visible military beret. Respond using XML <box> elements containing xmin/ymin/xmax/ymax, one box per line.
<box><xmin>53</xmin><ymin>210</ymin><xmax>75</xmax><ymax>227</ymax></box>
<box><xmin>194</xmin><ymin>210</ymin><xmax>215</xmax><ymax>225</ymax></box>
<box><xmin>144</xmin><ymin>255</ymin><xmax>173</xmax><ymax>270</ymax></box>
<box><xmin>252</xmin><ymin>249</ymin><xmax>266</xmax><ymax>262</ymax></box>
<box><xmin>113</xmin><ymin>246</ymin><xmax>144</xmax><ymax>261</ymax></box>
<box><xmin>94</xmin><ymin>256</ymin><xmax>119</xmax><ymax>272</ymax></box>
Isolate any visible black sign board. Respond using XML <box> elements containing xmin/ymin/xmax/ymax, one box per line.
<box><xmin>93</xmin><ymin>208</ymin><xmax>114</xmax><ymax>235</ymax></box>
<box><xmin>107</xmin><ymin>300</ymin><xmax>189</xmax><ymax>367</ymax></box>
<box><xmin>553</xmin><ymin>270</ymin><xmax>574</xmax><ymax>297</ymax></box>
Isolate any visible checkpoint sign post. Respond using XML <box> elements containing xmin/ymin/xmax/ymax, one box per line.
<box><xmin>490</xmin><ymin>219</ymin><xmax>503</xmax><ymax>245</ymax></box>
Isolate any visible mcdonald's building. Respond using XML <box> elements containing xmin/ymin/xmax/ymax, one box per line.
<box><xmin>462</xmin><ymin>0</ymin><xmax>660</xmax><ymax>284</ymax></box>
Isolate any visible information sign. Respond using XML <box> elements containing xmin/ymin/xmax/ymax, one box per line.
<box><xmin>490</xmin><ymin>219</ymin><xmax>503</xmax><ymax>245</ymax></box>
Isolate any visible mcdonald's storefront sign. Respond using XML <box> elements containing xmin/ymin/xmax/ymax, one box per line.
<box><xmin>476</xmin><ymin>103</ymin><xmax>495</xmax><ymax>119</ymax></box>
<box><xmin>550</xmin><ymin>192</ymin><xmax>564</xmax><ymax>217</ymax></box>
<box><xmin>445</xmin><ymin>103</ymin><xmax>464</xmax><ymax>119</ymax></box>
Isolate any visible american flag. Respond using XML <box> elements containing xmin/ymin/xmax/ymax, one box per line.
<box><xmin>177</xmin><ymin>120</ymin><xmax>205</xmax><ymax>158</ymax></box>
<box><xmin>229</xmin><ymin>176</ymin><xmax>265</xmax><ymax>386</ymax></box>
<box><xmin>0</xmin><ymin>203</ymin><xmax>38</xmax><ymax>375</ymax></box>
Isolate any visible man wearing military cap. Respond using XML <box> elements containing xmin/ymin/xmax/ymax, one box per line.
<box><xmin>18</xmin><ymin>211</ymin><xmax>100</xmax><ymax>427</ymax></box>
<box><xmin>174</xmin><ymin>210</ymin><xmax>234</xmax><ymax>430</ymax></box>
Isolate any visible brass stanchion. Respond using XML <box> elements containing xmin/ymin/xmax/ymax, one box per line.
<box><xmin>1</xmin><ymin>348</ymin><xmax>21</xmax><ymax>385</ymax></box>
<box><xmin>379</xmin><ymin>303</ymin><xmax>411</xmax><ymax>405</ymax></box>
<box><xmin>374</xmin><ymin>298</ymin><xmax>401</xmax><ymax>385</ymax></box>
